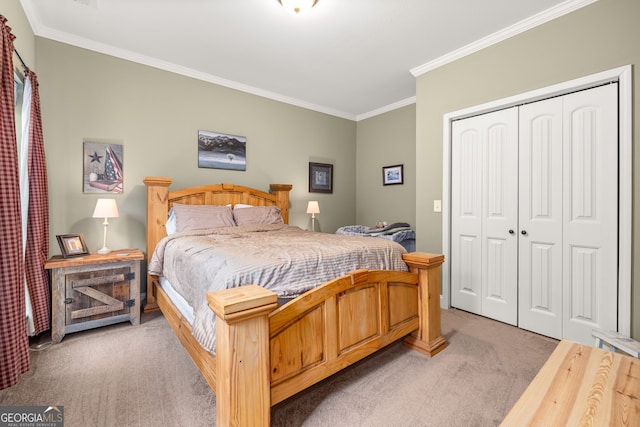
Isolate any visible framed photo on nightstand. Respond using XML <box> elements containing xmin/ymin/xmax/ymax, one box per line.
<box><xmin>56</xmin><ymin>234</ymin><xmax>90</xmax><ymax>258</ymax></box>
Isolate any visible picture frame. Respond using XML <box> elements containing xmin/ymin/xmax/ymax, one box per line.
<box><xmin>198</xmin><ymin>130</ymin><xmax>247</xmax><ymax>171</ymax></box>
<box><xmin>56</xmin><ymin>234</ymin><xmax>90</xmax><ymax>258</ymax></box>
<box><xmin>383</xmin><ymin>164</ymin><xmax>404</xmax><ymax>186</ymax></box>
<box><xmin>309</xmin><ymin>162</ymin><xmax>333</xmax><ymax>193</ymax></box>
<box><xmin>83</xmin><ymin>141</ymin><xmax>124</xmax><ymax>194</ymax></box>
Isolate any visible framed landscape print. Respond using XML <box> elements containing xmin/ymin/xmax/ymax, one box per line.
<box><xmin>309</xmin><ymin>162</ymin><xmax>333</xmax><ymax>193</ymax></box>
<box><xmin>198</xmin><ymin>130</ymin><xmax>247</xmax><ymax>171</ymax></box>
<box><xmin>383</xmin><ymin>164</ymin><xmax>403</xmax><ymax>185</ymax></box>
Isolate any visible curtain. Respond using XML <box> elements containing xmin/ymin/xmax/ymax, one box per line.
<box><xmin>19</xmin><ymin>70</ymin><xmax>35</xmax><ymax>335</ymax></box>
<box><xmin>24</xmin><ymin>70</ymin><xmax>50</xmax><ymax>335</ymax></box>
<box><xmin>0</xmin><ymin>15</ymin><xmax>29</xmax><ymax>390</ymax></box>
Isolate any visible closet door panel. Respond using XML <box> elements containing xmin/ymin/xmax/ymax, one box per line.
<box><xmin>451</xmin><ymin>121</ymin><xmax>483</xmax><ymax>313</ymax></box>
<box><xmin>562</xmin><ymin>84</ymin><xmax>618</xmax><ymax>344</ymax></box>
<box><xmin>518</xmin><ymin>98</ymin><xmax>563</xmax><ymax>339</ymax></box>
<box><xmin>481</xmin><ymin>110</ymin><xmax>518</xmax><ymax>325</ymax></box>
<box><xmin>451</xmin><ymin>108</ymin><xmax>518</xmax><ymax>320</ymax></box>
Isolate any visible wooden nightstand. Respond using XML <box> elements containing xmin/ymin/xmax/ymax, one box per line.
<box><xmin>45</xmin><ymin>248</ymin><xmax>144</xmax><ymax>343</ymax></box>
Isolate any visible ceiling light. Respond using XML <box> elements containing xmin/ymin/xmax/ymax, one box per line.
<box><xmin>278</xmin><ymin>0</ymin><xmax>318</xmax><ymax>15</ymax></box>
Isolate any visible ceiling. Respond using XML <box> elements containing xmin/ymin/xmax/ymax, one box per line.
<box><xmin>20</xmin><ymin>0</ymin><xmax>589</xmax><ymax>120</ymax></box>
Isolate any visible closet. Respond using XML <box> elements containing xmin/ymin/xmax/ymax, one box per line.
<box><xmin>450</xmin><ymin>84</ymin><xmax>618</xmax><ymax>344</ymax></box>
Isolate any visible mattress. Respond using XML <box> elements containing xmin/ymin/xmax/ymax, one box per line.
<box><xmin>159</xmin><ymin>276</ymin><xmax>194</xmax><ymax>325</ymax></box>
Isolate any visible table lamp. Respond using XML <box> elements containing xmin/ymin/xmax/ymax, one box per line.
<box><xmin>306</xmin><ymin>201</ymin><xmax>320</xmax><ymax>232</ymax></box>
<box><xmin>93</xmin><ymin>198</ymin><xmax>119</xmax><ymax>254</ymax></box>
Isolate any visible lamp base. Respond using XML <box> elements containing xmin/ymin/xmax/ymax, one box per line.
<box><xmin>97</xmin><ymin>247</ymin><xmax>111</xmax><ymax>255</ymax></box>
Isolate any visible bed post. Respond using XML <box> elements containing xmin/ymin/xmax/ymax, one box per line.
<box><xmin>269</xmin><ymin>184</ymin><xmax>292</xmax><ymax>224</ymax></box>
<box><xmin>143</xmin><ymin>176</ymin><xmax>172</xmax><ymax>312</ymax></box>
<box><xmin>208</xmin><ymin>285</ymin><xmax>278</xmax><ymax>427</ymax></box>
<box><xmin>402</xmin><ymin>252</ymin><xmax>447</xmax><ymax>357</ymax></box>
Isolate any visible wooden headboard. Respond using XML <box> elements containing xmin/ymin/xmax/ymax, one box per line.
<box><xmin>143</xmin><ymin>176</ymin><xmax>293</xmax><ymax>311</ymax></box>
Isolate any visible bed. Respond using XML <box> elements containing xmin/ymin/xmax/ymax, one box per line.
<box><xmin>143</xmin><ymin>176</ymin><xmax>446</xmax><ymax>426</ymax></box>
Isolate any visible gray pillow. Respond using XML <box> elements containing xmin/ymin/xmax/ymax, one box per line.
<box><xmin>233</xmin><ymin>206</ymin><xmax>284</xmax><ymax>226</ymax></box>
<box><xmin>173</xmin><ymin>203</ymin><xmax>236</xmax><ymax>232</ymax></box>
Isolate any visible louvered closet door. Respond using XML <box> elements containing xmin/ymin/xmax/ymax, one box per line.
<box><xmin>518</xmin><ymin>97</ymin><xmax>564</xmax><ymax>339</ymax></box>
<box><xmin>451</xmin><ymin>108</ymin><xmax>518</xmax><ymax>323</ymax></box>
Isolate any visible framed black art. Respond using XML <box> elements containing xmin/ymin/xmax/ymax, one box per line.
<box><xmin>309</xmin><ymin>162</ymin><xmax>333</xmax><ymax>193</ymax></box>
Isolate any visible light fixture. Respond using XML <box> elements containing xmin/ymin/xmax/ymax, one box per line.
<box><xmin>278</xmin><ymin>0</ymin><xmax>318</xmax><ymax>15</ymax></box>
<box><xmin>306</xmin><ymin>201</ymin><xmax>320</xmax><ymax>232</ymax></box>
<box><xmin>92</xmin><ymin>198</ymin><xmax>119</xmax><ymax>255</ymax></box>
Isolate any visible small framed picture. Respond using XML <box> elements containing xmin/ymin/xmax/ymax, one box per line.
<box><xmin>309</xmin><ymin>162</ymin><xmax>333</xmax><ymax>193</ymax></box>
<box><xmin>383</xmin><ymin>164</ymin><xmax>404</xmax><ymax>186</ymax></box>
<box><xmin>56</xmin><ymin>234</ymin><xmax>90</xmax><ymax>258</ymax></box>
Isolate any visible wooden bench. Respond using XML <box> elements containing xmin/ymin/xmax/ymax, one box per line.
<box><xmin>501</xmin><ymin>340</ymin><xmax>640</xmax><ymax>426</ymax></box>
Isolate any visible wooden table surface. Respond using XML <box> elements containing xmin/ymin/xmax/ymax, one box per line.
<box><xmin>501</xmin><ymin>339</ymin><xmax>640</xmax><ymax>426</ymax></box>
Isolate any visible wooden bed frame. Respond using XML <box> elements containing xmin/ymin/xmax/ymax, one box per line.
<box><xmin>144</xmin><ymin>176</ymin><xmax>446</xmax><ymax>426</ymax></box>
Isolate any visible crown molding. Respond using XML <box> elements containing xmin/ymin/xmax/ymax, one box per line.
<box><xmin>356</xmin><ymin>97</ymin><xmax>416</xmax><ymax>121</ymax></box>
<box><xmin>410</xmin><ymin>0</ymin><xmax>598</xmax><ymax>77</ymax></box>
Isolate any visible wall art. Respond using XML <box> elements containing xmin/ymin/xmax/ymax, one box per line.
<box><xmin>309</xmin><ymin>162</ymin><xmax>333</xmax><ymax>193</ymax></box>
<box><xmin>198</xmin><ymin>130</ymin><xmax>246</xmax><ymax>171</ymax></box>
<box><xmin>383</xmin><ymin>164</ymin><xmax>403</xmax><ymax>185</ymax></box>
<box><xmin>83</xmin><ymin>141</ymin><xmax>124</xmax><ymax>193</ymax></box>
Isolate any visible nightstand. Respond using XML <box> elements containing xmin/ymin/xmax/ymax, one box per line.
<box><xmin>45</xmin><ymin>248</ymin><xmax>144</xmax><ymax>343</ymax></box>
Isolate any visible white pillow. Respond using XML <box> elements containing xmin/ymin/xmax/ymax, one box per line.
<box><xmin>234</xmin><ymin>203</ymin><xmax>254</xmax><ymax>209</ymax></box>
<box><xmin>165</xmin><ymin>208</ymin><xmax>177</xmax><ymax>235</ymax></box>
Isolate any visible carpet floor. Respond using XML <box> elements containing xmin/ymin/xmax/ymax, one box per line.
<box><xmin>0</xmin><ymin>308</ymin><xmax>558</xmax><ymax>426</ymax></box>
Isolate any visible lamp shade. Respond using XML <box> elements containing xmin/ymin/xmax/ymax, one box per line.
<box><xmin>92</xmin><ymin>198</ymin><xmax>119</xmax><ymax>219</ymax></box>
<box><xmin>279</xmin><ymin>0</ymin><xmax>318</xmax><ymax>15</ymax></box>
<box><xmin>306</xmin><ymin>201</ymin><xmax>320</xmax><ymax>215</ymax></box>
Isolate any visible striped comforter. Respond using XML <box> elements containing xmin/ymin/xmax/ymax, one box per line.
<box><xmin>148</xmin><ymin>223</ymin><xmax>408</xmax><ymax>353</ymax></box>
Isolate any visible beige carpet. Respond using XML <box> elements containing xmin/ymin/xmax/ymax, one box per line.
<box><xmin>0</xmin><ymin>309</ymin><xmax>558</xmax><ymax>426</ymax></box>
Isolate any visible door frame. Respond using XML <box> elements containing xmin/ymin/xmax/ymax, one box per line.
<box><xmin>441</xmin><ymin>65</ymin><xmax>633</xmax><ymax>335</ymax></box>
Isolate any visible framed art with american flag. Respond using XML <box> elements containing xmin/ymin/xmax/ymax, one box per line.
<box><xmin>83</xmin><ymin>141</ymin><xmax>124</xmax><ymax>193</ymax></box>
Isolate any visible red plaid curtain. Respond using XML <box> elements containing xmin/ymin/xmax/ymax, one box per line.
<box><xmin>25</xmin><ymin>70</ymin><xmax>50</xmax><ymax>335</ymax></box>
<box><xmin>0</xmin><ymin>15</ymin><xmax>30</xmax><ymax>390</ymax></box>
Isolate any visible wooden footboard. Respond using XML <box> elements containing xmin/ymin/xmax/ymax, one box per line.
<box><xmin>268</xmin><ymin>269</ymin><xmax>421</xmax><ymax>404</ymax></box>
<box><xmin>207</xmin><ymin>252</ymin><xmax>445</xmax><ymax>427</ymax></box>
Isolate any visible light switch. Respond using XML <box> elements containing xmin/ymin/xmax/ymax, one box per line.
<box><xmin>434</xmin><ymin>200</ymin><xmax>442</xmax><ymax>212</ymax></box>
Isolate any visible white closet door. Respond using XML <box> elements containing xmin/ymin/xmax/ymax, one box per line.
<box><xmin>481</xmin><ymin>108</ymin><xmax>518</xmax><ymax>325</ymax></box>
<box><xmin>562</xmin><ymin>84</ymin><xmax>618</xmax><ymax>344</ymax></box>
<box><xmin>451</xmin><ymin>116</ymin><xmax>483</xmax><ymax>314</ymax></box>
<box><xmin>451</xmin><ymin>108</ymin><xmax>518</xmax><ymax>321</ymax></box>
<box><xmin>518</xmin><ymin>97</ymin><xmax>564</xmax><ymax>338</ymax></box>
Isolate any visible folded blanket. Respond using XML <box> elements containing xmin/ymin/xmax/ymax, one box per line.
<box><xmin>336</xmin><ymin>223</ymin><xmax>414</xmax><ymax>237</ymax></box>
<box><xmin>364</xmin><ymin>222</ymin><xmax>411</xmax><ymax>234</ymax></box>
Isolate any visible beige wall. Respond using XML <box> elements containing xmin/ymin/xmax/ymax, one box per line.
<box><xmin>355</xmin><ymin>104</ymin><xmax>416</xmax><ymax>228</ymax></box>
<box><xmin>35</xmin><ymin>39</ymin><xmax>358</xmax><ymax>254</ymax></box>
<box><xmin>1</xmin><ymin>0</ymin><xmax>35</xmax><ymax>69</ymax></box>
<box><xmin>415</xmin><ymin>0</ymin><xmax>640</xmax><ymax>337</ymax></box>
